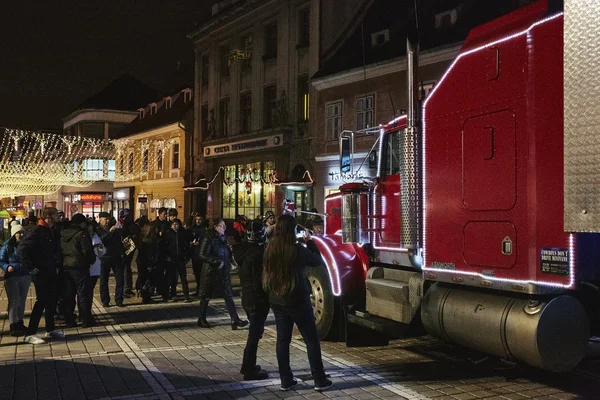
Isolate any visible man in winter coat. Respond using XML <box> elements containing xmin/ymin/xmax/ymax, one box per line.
<box><xmin>97</xmin><ymin>212</ymin><xmax>125</xmax><ymax>307</ymax></box>
<box><xmin>119</xmin><ymin>208</ymin><xmax>140</xmax><ymax>297</ymax></box>
<box><xmin>164</xmin><ymin>218</ymin><xmax>191</xmax><ymax>301</ymax></box>
<box><xmin>0</xmin><ymin>224</ymin><xmax>29</xmax><ymax>336</ymax></box>
<box><xmin>17</xmin><ymin>207</ymin><xmax>64</xmax><ymax>345</ymax></box>
<box><xmin>232</xmin><ymin>220</ymin><xmax>270</xmax><ymax>380</ymax></box>
<box><xmin>190</xmin><ymin>215</ymin><xmax>207</xmax><ymax>296</ymax></box>
<box><xmin>61</xmin><ymin>213</ymin><xmax>96</xmax><ymax>327</ymax></box>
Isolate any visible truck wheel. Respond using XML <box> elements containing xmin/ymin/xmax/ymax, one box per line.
<box><xmin>306</xmin><ymin>266</ymin><xmax>343</xmax><ymax>341</ymax></box>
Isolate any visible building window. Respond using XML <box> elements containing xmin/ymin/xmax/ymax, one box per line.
<box><xmin>201</xmin><ymin>105</ymin><xmax>209</xmax><ymax>138</ymax></box>
<box><xmin>298</xmin><ymin>75</ymin><xmax>310</xmax><ymax>123</ymax></box>
<box><xmin>240</xmin><ymin>92</ymin><xmax>252</xmax><ymax>134</ymax></box>
<box><xmin>222</xmin><ymin>161</ymin><xmax>276</xmax><ymax>220</ymax></box>
<box><xmin>82</xmin><ymin>159</ymin><xmax>104</xmax><ymax>180</ymax></box>
<box><xmin>298</xmin><ymin>8</ymin><xmax>310</xmax><ymax>48</ymax></box>
<box><xmin>108</xmin><ymin>123</ymin><xmax>126</xmax><ymax>139</ymax></box>
<box><xmin>220</xmin><ymin>45</ymin><xmax>230</xmax><ymax>77</ymax></box>
<box><xmin>142</xmin><ymin>149</ymin><xmax>149</xmax><ymax>172</ymax></box>
<box><xmin>264</xmin><ymin>22</ymin><xmax>278</xmax><ymax>59</ymax></box>
<box><xmin>108</xmin><ymin>159</ymin><xmax>116</xmax><ymax>181</ymax></box>
<box><xmin>81</xmin><ymin>122</ymin><xmax>105</xmax><ymax>139</ymax></box>
<box><xmin>150</xmin><ymin>104</ymin><xmax>157</xmax><ymax>115</ymax></box>
<box><xmin>165</xmin><ymin>98</ymin><xmax>172</xmax><ymax>109</ymax></box>
<box><xmin>138</xmin><ymin>108</ymin><xmax>145</xmax><ymax>119</ymax></box>
<box><xmin>219</xmin><ymin>98</ymin><xmax>231</xmax><ymax>137</ymax></box>
<box><xmin>171</xmin><ymin>143</ymin><xmax>180</xmax><ymax>169</ymax></box>
<box><xmin>183</xmin><ymin>89</ymin><xmax>192</xmax><ymax>103</ymax></box>
<box><xmin>128</xmin><ymin>152</ymin><xmax>134</xmax><ymax>174</ymax></box>
<box><xmin>356</xmin><ymin>95</ymin><xmax>374</xmax><ymax>131</ymax></box>
<box><xmin>157</xmin><ymin>148</ymin><xmax>163</xmax><ymax>171</ymax></box>
<box><xmin>326</xmin><ymin>101</ymin><xmax>343</xmax><ymax>140</ymax></box>
<box><xmin>120</xmin><ymin>155</ymin><xmax>125</xmax><ymax>175</ymax></box>
<box><xmin>201</xmin><ymin>54</ymin><xmax>209</xmax><ymax>86</ymax></box>
<box><xmin>263</xmin><ymin>85</ymin><xmax>277</xmax><ymax>129</ymax></box>
<box><xmin>240</xmin><ymin>34</ymin><xmax>253</xmax><ymax>71</ymax></box>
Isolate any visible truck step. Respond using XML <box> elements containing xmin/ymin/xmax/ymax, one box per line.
<box><xmin>345</xmin><ymin>310</ymin><xmax>409</xmax><ymax>347</ymax></box>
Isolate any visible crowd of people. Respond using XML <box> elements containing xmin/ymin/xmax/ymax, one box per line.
<box><xmin>1</xmin><ymin>205</ymin><xmax>332</xmax><ymax>391</ymax></box>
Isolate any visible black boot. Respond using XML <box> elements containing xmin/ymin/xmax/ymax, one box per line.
<box><xmin>197</xmin><ymin>298</ymin><xmax>210</xmax><ymax>328</ymax></box>
<box><xmin>197</xmin><ymin>317</ymin><xmax>210</xmax><ymax>328</ymax></box>
<box><xmin>231</xmin><ymin>319</ymin><xmax>248</xmax><ymax>330</ymax></box>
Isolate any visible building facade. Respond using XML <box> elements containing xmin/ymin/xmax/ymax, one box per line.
<box><xmin>51</xmin><ymin>74</ymin><xmax>158</xmax><ymax>219</ymax></box>
<box><xmin>188</xmin><ymin>0</ymin><xmax>320</xmax><ymax>222</ymax></box>
<box><xmin>310</xmin><ymin>0</ymin><xmax>523</xmax><ymax>208</ymax></box>
<box><xmin>113</xmin><ymin>88</ymin><xmax>193</xmax><ymax>220</ymax></box>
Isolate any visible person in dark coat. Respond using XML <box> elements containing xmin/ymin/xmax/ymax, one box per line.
<box><xmin>0</xmin><ymin>224</ymin><xmax>30</xmax><ymax>336</ymax></box>
<box><xmin>262</xmin><ymin>214</ymin><xmax>332</xmax><ymax>392</ymax></box>
<box><xmin>97</xmin><ymin>212</ymin><xmax>125</xmax><ymax>307</ymax></box>
<box><xmin>119</xmin><ymin>209</ymin><xmax>140</xmax><ymax>297</ymax></box>
<box><xmin>151</xmin><ymin>207</ymin><xmax>170</xmax><ymax>301</ymax></box>
<box><xmin>190</xmin><ymin>215</ymin><xmax>207</xmax><ymax>296</ymax></box>
<box><xmin>135</xmin><ymin>217</ymin><xmax>155</xmax><ymax>302</ymax></box>
<box><xmin>232</xmin><ymin>220</ymin><xmax>270</xmax><ymax>380</ymax></box>
<box><xmin>61</xmin><ymin>213</ymin><xmax>96</xmax><ymax>327</ymax></box>
<box><xmin>197</xmin><ymin>217</ymin><xmax>248</xmax><ymax>329</ymax></box>
<box><xmin>17</xmin><ymin>207</ymin><xmax>64</xmax><ymax>345</ymax></box>
<box><xmin>165</xmin><ymin>218</ymin><xmax>191</xmax><ymax>301</ymax></box>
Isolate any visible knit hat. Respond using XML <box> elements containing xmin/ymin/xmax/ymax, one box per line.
<box><xmin>71</xmin><ymin>213</ymin><xmax>87</xmax><ymax>225</ymax></box>
<box><xmin>11</xmin><ymin>224</ymin><xmax>24</xmax><ymax>238</ymax></box>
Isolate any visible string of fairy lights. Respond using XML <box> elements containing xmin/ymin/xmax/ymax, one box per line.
<box><xmin>0</xmin><ymin>128</ymin><xmax>176</xmax><ymax>198</ymax></box>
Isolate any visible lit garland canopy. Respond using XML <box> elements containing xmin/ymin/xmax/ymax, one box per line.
<box><xmin>0</xmin><ymin>128</ymin><xmax>175</xmax><ymax>198</ymax></box>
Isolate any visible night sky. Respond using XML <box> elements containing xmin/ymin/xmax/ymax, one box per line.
<box><xmin>0</xmin><ymin>1</ymin><xmax>217</xmax><ymax>131</ymax></box>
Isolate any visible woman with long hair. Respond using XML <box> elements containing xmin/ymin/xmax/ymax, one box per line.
<box><xmin>262</xmin><ymin>214</ymin><xmax>332</xmax><ymax>392</ymax></box>
<box><xmin>197</xmin><ymin>217</ymin><xmax>248</xmax><ymax>329</ymax></box>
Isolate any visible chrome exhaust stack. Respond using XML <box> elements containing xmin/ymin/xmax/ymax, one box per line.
<box><xmin>400</xmin><ymin>37</ymin><xmax>421</xmax><ymax>254</ymax></box>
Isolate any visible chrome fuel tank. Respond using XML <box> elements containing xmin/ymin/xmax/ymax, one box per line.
<box><xmin>422</xmin><ymin>284</ymin><xmax>589</xmax><ymax>372</ymax></box>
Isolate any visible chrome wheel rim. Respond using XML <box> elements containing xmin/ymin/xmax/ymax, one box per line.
<box><xmin>309</xmin><ymin>274</ymin><xmax>325</xmax><ymax>325</ymax></box>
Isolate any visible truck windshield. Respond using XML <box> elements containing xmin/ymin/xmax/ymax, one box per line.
<box><xmin>383</xmin><ymin>131</ymin><xmax>402</xmax><ymax>176</ymax></box>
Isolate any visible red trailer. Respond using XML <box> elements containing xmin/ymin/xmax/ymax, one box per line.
<box><xmin>307</xmin><ymin>0</ymin><xmax>600</xmax><ymax>372</ymax></box>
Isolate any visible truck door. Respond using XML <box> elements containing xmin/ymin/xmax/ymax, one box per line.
<box><xmin>375</xmin><ymin>131</ymin><xmax>403</xmax><ymax>246</ymax></box>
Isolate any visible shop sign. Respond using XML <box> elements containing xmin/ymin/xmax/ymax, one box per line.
<box><xmin>328</xmin><ymin>170</ymin><xmax>368</xmax><ymax>181</ymax></box>
<box><xmin>80</xmin><ymin>194</ymin><xmax>103</xmax><ymax>201</ymax></box>
<box><xmin>23</xmin><ymin>201</ymin><xmax>29</xmax><ymax>206</ymax></box>
<box><xmin>203</xmin><ymin>134</ymin><xmax>283</xmax><ymax>158</ymax></box>
<box><xmin>138</xmin><ymin>197</ymin><xmax>148</xmax><ymax>203</ymax></box>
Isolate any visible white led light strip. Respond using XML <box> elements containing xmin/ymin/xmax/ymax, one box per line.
<box><xmin>421</xmin><ymin>12</ymin><xmax>573</xmax><ymax>289</ymax></box>
<box><xmin>312</xmin><ymin>235</ymin><xmax>343</xmax><ymax>296</ymax></box>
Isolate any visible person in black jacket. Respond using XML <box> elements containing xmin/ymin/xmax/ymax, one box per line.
<box><xmin>61</xmin><ymin>213</ymin><xmax>96</xmax><ymax>328</ymax></box>
<box><xmin>165</xmin><ymin>218</ymin><xmax>191</xmax><ymax>301</ymax></box>
<box><xmin>97</xmin><ymin>212</ymin><xmax>125</xmax><ymax>307</ymax></box>
<box><xmin>119</xmin><ymin>209</ymin><xmax>140</xmax><ymax>297</ymax></box>
<box><xmin>152</xmin><ymin>207</ymin><xmax>170</xmax><ymax>302</ymax></box>
<box><xmin>197</xmin><ymin>217</ymin><xmax>248</xmax><ymax>329</ymax></box>
<box><xmin>17</xmin><ymin>207</ymin><xmax>65</xmax><ymax>345</ymax></box>
<box><xmin>190</xmin><ymin>214</ymin><xmax>207</xmax><ymax>296</ymax></box>
<box><xmin>232</xmin><ymin>220</ymin><xmax>269</xmax><ymax>380</ymax></box>
<box><xmin>262</xmin><ymin>214</ymin><xmax>332</xmax><ymax>392</ymax></box>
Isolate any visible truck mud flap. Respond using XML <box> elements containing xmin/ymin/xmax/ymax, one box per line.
<box><xmin>344</xmin><ymin>307</ymin><xmax>409</xmax><ymax>347</ymax></box>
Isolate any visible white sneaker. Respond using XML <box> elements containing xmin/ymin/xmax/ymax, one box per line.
<box><xmin>44</xmin><ymin>330</ymin><xmax>66</xmax><ymax>340</ymax></box>
<box><xmin>24</xmin><ymin>335</ymin><xmax>46</xmax><ymax>345</ymax></box>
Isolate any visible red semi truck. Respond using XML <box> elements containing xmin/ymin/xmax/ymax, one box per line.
<box><xmin>306</xmin><ymin>0</ymin><xmax>600</xmax><ymax>372</ymax></box>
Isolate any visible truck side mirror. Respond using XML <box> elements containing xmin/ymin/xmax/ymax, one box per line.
<box><xmin>369</xmin><ymin>151</ymin><xmax>377</xmax><ymax>169</ymax></box>
<box><xmin>339</xmin><ymin>132</ymin><xmax>354</xmax><ymax>174</ymax></box>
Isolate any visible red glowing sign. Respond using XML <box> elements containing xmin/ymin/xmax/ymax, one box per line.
<box><xmin>80</xmin><ymin>194</ymin><xmax>103</xmax><ymax>201</ymax></box>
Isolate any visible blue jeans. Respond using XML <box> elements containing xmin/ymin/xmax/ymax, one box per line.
<box><xmin>273</xmin><ymin>298</ymin><xmax>326</xmax><ymax>385</ymax></box>
<box><xmin>242</xmin><ymin>304</ymin><xmax>270</xmax><ymax>373</ymax></box>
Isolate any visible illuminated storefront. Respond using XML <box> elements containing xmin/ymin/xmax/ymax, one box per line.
<box><xmin>221</xmin><ymin>161</ymin><xmax>277</xmax><ymax>220</ymax></box>
<box><xmin>63</xmin><ymin>192</ymin><xmax>111</xmax><ymax>219</ymax></box>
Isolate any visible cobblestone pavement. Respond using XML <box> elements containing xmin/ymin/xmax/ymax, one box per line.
<box><xmin>1</xmin><ymin>267</ymin><xmax>599</xmax><ymax>400</ymax></box>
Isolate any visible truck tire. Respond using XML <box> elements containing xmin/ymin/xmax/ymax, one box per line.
<box><xmin>306</xmin><ymin>265</ymin><xmax>344</xmax><ymax>341</ymax></box>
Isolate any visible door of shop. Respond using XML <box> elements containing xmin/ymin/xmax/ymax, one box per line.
<box><xmin>294</xmin><ymin>191</ymin><xmax>307</xmax><ymax>224</ymax></box>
